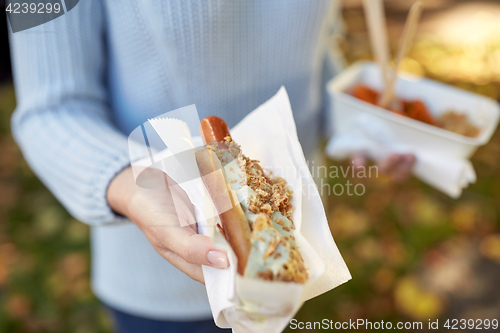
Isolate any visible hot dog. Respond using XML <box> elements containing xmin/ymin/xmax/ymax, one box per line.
<box><xmin>196</xmin><ymin>117</ymin><xmax>252</xmax><ymax>274</ymax></box>
<box><xmin>195</xmin><ymin>116</ymin><xmax>308</xmax><ymax>283</ymax></box>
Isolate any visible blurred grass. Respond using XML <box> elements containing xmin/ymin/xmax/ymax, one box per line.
<box><xmin>1</xmin><ymin>2</ymin><xmax>500</xmax><ymax>333</ymax></box>
<box><xmin>0</xmin><ymin>84</ymin><xmax>112</xmax><ymax>332</ymax></box>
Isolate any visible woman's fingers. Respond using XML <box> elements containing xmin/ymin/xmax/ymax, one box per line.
<box><xmin>392</xmin><ymin>153</ymin><xmax>415</xmax><ymax>182</ymax></box>
<box><xmin>351</xmin><ymin>153</ymin><xmax>367</xmax><ymax>172</ymax></box>
<box><xmin>378</xmin><ymin>154</ymin><xmax>402</xmax><ymax>175</ymax></box>
<box><xmin>126</xmin><ymin>171</ymin><xmax>228</xmax><ymax>283</ymax></box>
<box><xmin>161</xmin><ymin>250</ymin><xmax>205</xmax><ymax>284</ymax></box>
<box><xmin>163</xmin><ymin>225</ymin><xmax>229</xmax><ymax>269</ymax></box>
<box><xmin>378</xmin><ymin>153</ymin><xmax>415</xmax><ymax>182</ymax></box>
<box><xmin>168</xmin><ymin>179</ymin><xmax>198</xmax><ymax>229</ymax></box>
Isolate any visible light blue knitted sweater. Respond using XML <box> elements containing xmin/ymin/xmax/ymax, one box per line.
<box><xmin>10</xmin><ymin>0</ymin><xmax>339</xmax><ymax>320</ymax></box>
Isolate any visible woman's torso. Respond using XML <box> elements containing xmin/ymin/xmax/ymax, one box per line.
<box><xmin>104</xmin><ymin>0</ymin><xmax>335</xmax><ymax>152</ymax></box>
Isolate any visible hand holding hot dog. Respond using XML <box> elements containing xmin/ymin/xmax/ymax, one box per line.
<box><xmin>106</xmin><ymin>166</ymin><xmax>229</xmax><ymax>284</ymax></box>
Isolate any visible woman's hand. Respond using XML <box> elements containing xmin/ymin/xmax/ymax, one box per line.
<box><xmin>106</xmin><ymin>167</ymin><xmax>228</xmax><ymax>284</ymax></box>
<box><xmin>352</xmin><ymin>153</ymin><xmax>415</xmax><ymax>183</ymax></box>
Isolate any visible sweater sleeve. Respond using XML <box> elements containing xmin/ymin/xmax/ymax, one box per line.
<box><xmin>9</xmin><ymin>0</ymin><xmax>131</xmax><ymax>225</ymax></box>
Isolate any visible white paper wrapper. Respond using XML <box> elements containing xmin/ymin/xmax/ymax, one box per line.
<box><xmin>143</xmin><ymin>87</ymin><xmax>351</xmax><ymax>333</ymax></box>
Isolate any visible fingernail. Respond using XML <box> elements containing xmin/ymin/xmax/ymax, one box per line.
<box><xmin>403</xmin><ymin>155</ymin><xmax>412</xmax><ymax>164</ymax></box>
<box><xmin>207</xmin><ymin>251</ymin><xmax>228</xmax><ymax>269</ymax></box>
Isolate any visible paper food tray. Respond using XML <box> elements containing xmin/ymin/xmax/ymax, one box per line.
<box><xmin>327</xmin><ymin>61</ymin><xmax>500</xmax><ymax>159</ymax></box>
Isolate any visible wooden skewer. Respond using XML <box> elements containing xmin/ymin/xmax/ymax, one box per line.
<box><xmin>362</xmin><ymin>0</ymin><xmax>391</xmax><ymax>90</ymax></box>
<box><xmin>378</xmin><ymin>1</ymin><xmax>423</xmax><ymax>108</ymax></box>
